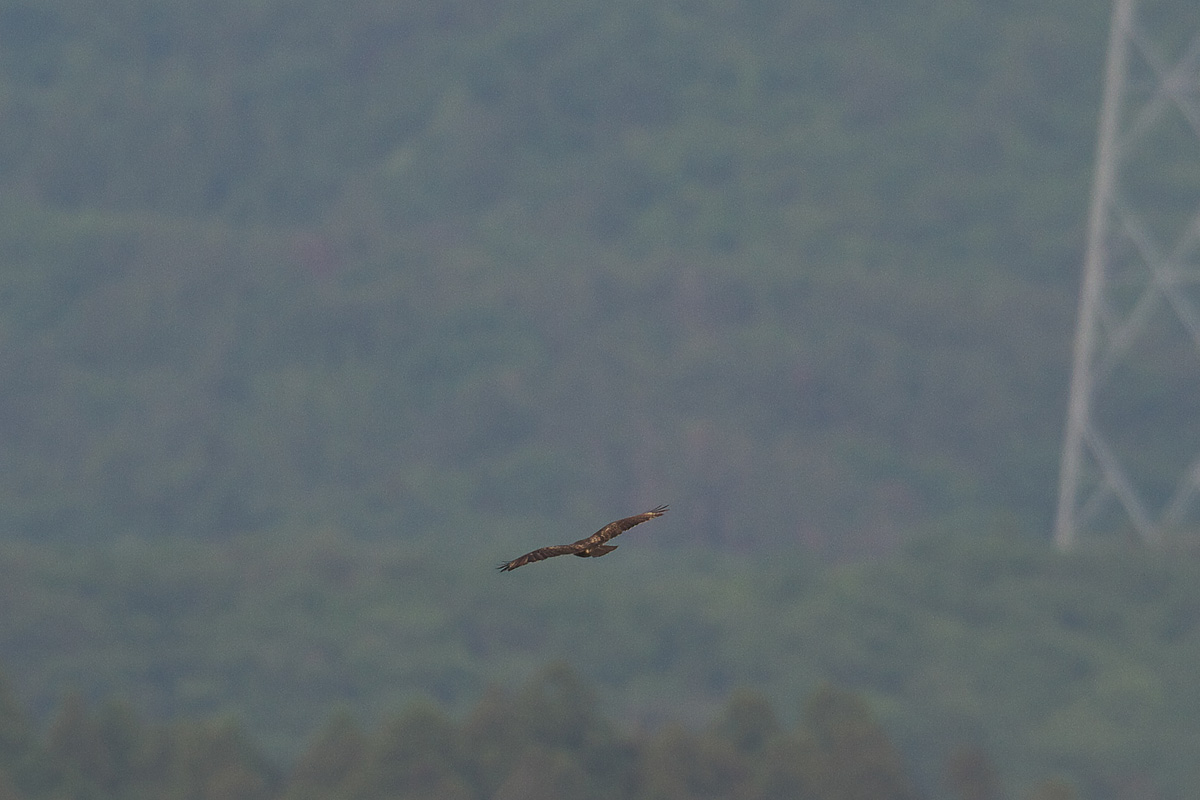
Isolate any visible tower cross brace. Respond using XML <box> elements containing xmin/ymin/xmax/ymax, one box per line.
<box><xmin>1054</xmin><ymin>0</ymin><xmax>1200</xmax><ymax>550</ymax></box>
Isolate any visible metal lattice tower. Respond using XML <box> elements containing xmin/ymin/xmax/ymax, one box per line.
<box><xmin>1055</xmin><ymin>0</ymin><xmax>1200</xmax><ymax>550</ymax></box>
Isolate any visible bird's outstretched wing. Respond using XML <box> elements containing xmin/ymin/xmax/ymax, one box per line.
<box><xmin>593</xmin><ymin>504</ymin><xmax>669</xmax><ymax>543</ymax></box>
<box><xmin>497</xmin><ymin>505</ymin><xmax>668</xmax><ymax>572</ymax></box>
<box><xmin>497</xmin><ymin>544</ymin><xmax>583</xmax><ymax>572</ymax></box>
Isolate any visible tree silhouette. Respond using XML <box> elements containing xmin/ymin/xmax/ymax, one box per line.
<box><xmin>804</xmin><ymin>683</ymin><xmax>918</xmax><ymax>800</ymax></box>
<box><xmin>944</xmin><ymin>746</ymin><xmax>999</xmax><ymax>800</ymax></box>
<box><xmin>283</xmin><ymin>709</ymin><xmax>366</xmax><ymax>800</ymax></box>
<box><xmin>0</xmin><ymin>672</ymin><xmax>38</xmax><ymax>798</ymax></box>
<box><xmin>340</xmin><ymin>702</ymin><xmax>471</xmax><ymax>800</ymax></box>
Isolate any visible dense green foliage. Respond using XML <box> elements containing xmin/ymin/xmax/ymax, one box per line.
<box><xmin>0</xmin><ymin>661</ymin><xmax>1080</xmax><ymax>800</ymax></box>
<box><xmin>2</xmin><ymin>534</ymin><xmax>1197</xmax><ymax>798</ymax></box>
<box><xmin>0</xmin><ymin>0</ymin><xmax>1164</xmax><ymax>550</ymax></box>
<box><xmin>2</xmin><ymin>1</ymin><xmax>1199</xmax><ymax>799</ymax></box>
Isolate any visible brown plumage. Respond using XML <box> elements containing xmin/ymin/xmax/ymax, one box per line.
<box><xmin>497</xmin><ymin>505</ymin><xmax>668</xmax><ymax>571</ymax></box>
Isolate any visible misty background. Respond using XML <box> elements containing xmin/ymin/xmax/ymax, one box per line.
<box><xmin>1</xmin><ymin>0</ymin><xmax>1199</xmax><ymax>798</ymax></box>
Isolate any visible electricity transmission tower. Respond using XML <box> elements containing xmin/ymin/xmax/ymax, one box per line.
<box><xmin>1054</xmin><ymin>0</ymin><xmax>1200</xmax><ymax>550</ymax></box>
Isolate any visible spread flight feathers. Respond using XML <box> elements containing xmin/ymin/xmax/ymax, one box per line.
<box><xmin>497</xmin><ymin>505</ymin><xmax>668</xmax><ymax>571</ymax></box>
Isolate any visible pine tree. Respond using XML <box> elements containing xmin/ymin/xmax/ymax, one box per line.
<box><xmin>511</xmin><ymin>663</ymin><xmax>634</xmax><ymax>796</ymax></box>
<box><xmin>0</xmin><ymin>671</ymin><xmax>38</xmax><ymax>798</ymax></box>
<box><xmin>461</xmin><ymin>685</ymin><xmax>525</xmax><ymax>796</ymax></box>
<box><xmin>711</xmin><ymin>689</ymin><xmax>780</xmax><ymax>756</ymax></box>
<box><xmin>45</xmin><ymin>691</ymin><xmax>103</xmax><ymax>798</ymax></box>
<box><xmin>283</xmin><ymin>709</ymin><xmax>367</xmax><ymax>800</ymax></box>
<box><xmin>635</xmin><ymin>723</ymin><xmax>749</xmax><ymax>800</ymax></box>
<box><xmin>944</xmin><ymin>746</ymin><xmax>999</xmax><ymax>800</ymax></box>
<box><xmin>804</xmin><ymin>683</ymin><xmax>919</xmax><ymax>800</ymax></box>
<box><xmin>1025</xmin><ymin>778</ymin><xmax>1076</xmax><ymax>800</ymax></box>
<box><xmin>0</xmin><ymin>771</ymin><xmax>23</xmax><ymax>800</ymax></box>
<box><xmin>492</xmin><ymin>746</ymin><xmax>593</xmax><ymax>800</ymax></box>
<box><xmin>163</xmin><ymin>717</ymin><xmax>276</xmax><ymax>800</ymax></box>
<box><xmin>340</xmin><ymin>702</ymin><xmax>472</xmax><ymax>800</ymax></box>
<box><xmin>753</xmin><ymin>730</ymin><xmax>827</xmax><ymax>800</ymax></box>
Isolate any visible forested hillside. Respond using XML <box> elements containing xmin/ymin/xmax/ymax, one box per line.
<box><xmin>0</xmin><ymin>661</ymin><xmax>1085</xmax><ymax>800</ymax></box>
<box><xmin>3</xmin><ymin>0</ymin><xmax>1200</xmax><ymax>799</ymax></box>
<box><xmin>3</xmin><ymin>533</ymin><xmax>1199</xmax><ymax>798</ymax></box>
<box><xmin>0</xmin><ymin>0</ymin><xmax>1142</xmax><ymax>551</ymax></box>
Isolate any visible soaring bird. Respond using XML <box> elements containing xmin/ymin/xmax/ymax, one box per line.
<box><xmin>497</xmin><ymin>505</ymin><xmax>668</xmax><ymax>571</ymax></box>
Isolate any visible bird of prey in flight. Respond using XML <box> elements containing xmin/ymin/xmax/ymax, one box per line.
<box><xmin>497</xmin><ymin>505</ymin><xmax>668</xmax><ymax>571</ymax></box>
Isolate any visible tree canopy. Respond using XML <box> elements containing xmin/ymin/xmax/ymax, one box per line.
<box><xmin>0</xmin><ymin>661</ymin><xmax>1078</xmax><ymax>800</ymax></box>
<box><xmin>1</xmin><ymin>0</ymin><xmax>1198</xmax><ymax>798</ymax></box>
<box><xmin>1</xmin><ymin>533</ymin><xmax>1197</xmax><ymax>797</ymax></box>
<box><xmin>3</xmin><ymin>0</ymin><xmax>1188</xmax><ymax>551</ymax></box>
